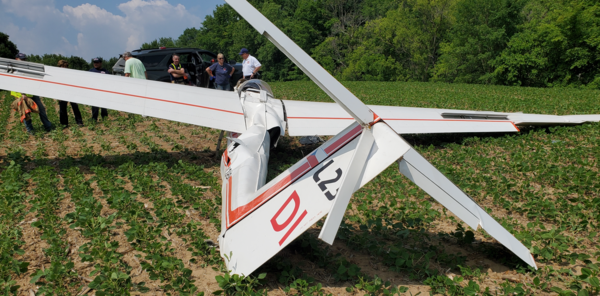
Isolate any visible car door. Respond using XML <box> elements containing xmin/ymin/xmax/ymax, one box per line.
<box><xmin>198</xmin><ymin>52</ymin><xmax>217</xmax><ymax>88</ymax></box>
<box><xmin>192</xmin><ymin>52</ymin><xmax>207</xmax><ymax>87</ymax></box>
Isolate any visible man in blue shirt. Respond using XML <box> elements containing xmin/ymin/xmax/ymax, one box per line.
<box><xmin>206</xmin><ymin>53</ymin><xmax>235</xmax><ymax>90</ymax></box>
<box><xmin>88</xmin><ymin>57</ymin><xmax>109</xmax><ymax>121</ymax></box>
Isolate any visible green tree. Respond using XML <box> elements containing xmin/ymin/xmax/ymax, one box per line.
<box><xmin>140</xmin><ymin>37</ymin><xmax>177</xmax><ymax>50</ymax></box>
<box><xmin>130</xmin><ymin>0</ymin><xmax>600</xmax><ymax>88</ymax></box>
<box><xmin>0</xmin><ymin>32</ymin><xmax>18</xmax><ymax>59</ymax></box>
<box><xmin>104</xmin><ymin>57</ymin><xmax>120</xmax><ymax>74</ymax></box>
<box><xmin>361</xmin><ymin>0</ymin><xmax>400</xmax><ymax>20</ymax></box>
<box><xmin>28</xmin><ymin>54</ymin><xmax>91</xmax><ymax>70</ymax></box>
<box><xmin>177</xmin><ymin>0</ymin><xmax>329</xmax><ymax>81</ymax></box>
<box><xmin>433</xmin><ymin>0</ymin><xmax>526</xmax><ymax>84</ymax></box>
<box><xmin>258</xmin><ymin>0</ymin><xmax>330</xmax><ymax>80</ymax></box>
<box><xmin>176</xmin><ymin>28</ymin><xmax>201</xmax><ymax>48</ymax></box>
<box><xmin>492</xmin><ymin>0</ymin><xmax>600</xmax><ymax>88</ymax></box>
<box><xmin>312</xmin><ymin>0</ymin><xmax>365</xmax><ymax>75</ymax></box>
<box><xmin>339</xmin><ymin>0</ymin><xmax>456</xmax><ymax>81</ymax></box>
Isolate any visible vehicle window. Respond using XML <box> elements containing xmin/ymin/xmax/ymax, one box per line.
<box><xmin>178</xmin><ymin>54</ymin><xmax>190</xmax><ymax>63</ymax></box>
<box><xmin>167</xmin><ymin>53</ymin><xmax>191</xmax><ymax>65</ymax></box>
<box><xmin>114</xmin><ymin>57</ymin><xmax>125</xmax><ymax>68</ymax></box>
<box><xmin>200</xmin><ymin>53</ymin><xmax>216</xmax><ymax>64</ymax></box>
<box><xmin>138</xmin><ymin>55</ymin><xmax>165</xmax><ymax>67</ymax></box>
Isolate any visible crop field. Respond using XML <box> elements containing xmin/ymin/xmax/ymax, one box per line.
<box><xmin>0</xmin><ymin>81</ymin><xmax>599</xmax><ymax>296</ymax></box>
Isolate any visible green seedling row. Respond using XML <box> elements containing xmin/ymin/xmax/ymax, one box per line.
<box><xmin>28</xmin><ymin>166</ymin><xmax>80</xmax><ymax>295</ymax></box>
<box><xmin>0</xmin><ymin>162</ymin><xmax>30</xmax><ymax>295</ymax></box>
<box><xmin>62</xmin><ymin>167</ymin><xmax>146</xmax><ymax>295</ymax></box>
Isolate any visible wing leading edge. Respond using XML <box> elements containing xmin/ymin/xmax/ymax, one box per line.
<box><xmin>0</xmin><ymin>58</ymin><xmax>247</xmax><ymax>133</ymax></box>
<box><xmin>283</xmin><ymin>100</ymin><xmax>600</xmax><ymax>136</ymax></box>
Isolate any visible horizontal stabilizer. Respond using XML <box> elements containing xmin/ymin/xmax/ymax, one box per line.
<box><xmin>0</xmin><ymin>58</ymin><xmax>247</xmax><ymax>133</ymax></box>
<box><xmin>399</xmin><ymin>149</ymin><xmax>537</xmax><ymax>269</ymax></box>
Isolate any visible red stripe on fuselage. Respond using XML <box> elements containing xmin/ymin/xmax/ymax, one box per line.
<box><xmin>226</xmin><ymin>162</ymin><xmax>312</xmax><ymax>227</ymax></box>
<box><xmin>307</xmin><ymin>155</ymin><xmax>319</xmax><ymax>167</ymax></box>
<box><xmin>226</xmin><ymin>124</ymin><xmax>363</xmax><ymax>228</ymax></box>
<box><xmin>324</xmin><ymin>125</ymin><xmax>362</xmax><ymax>154</ymax></box>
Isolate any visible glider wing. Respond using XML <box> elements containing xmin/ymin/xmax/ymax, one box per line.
<box><xmin>0</xmin><ymin>58</ymin><xmax>247</xmax><ymax>133</ymax></box>
<box><xmin>283</xmin><ymin>100</ymin><xmax>600</xmax><ymax>136</ymax></box>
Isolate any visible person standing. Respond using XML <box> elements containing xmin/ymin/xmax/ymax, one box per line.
<box><xmin>168</xmin><ymin>54</ymin><xmax>187</xmax><ymax>85</ymax></box>
<box><xmin>206</xmin><ymin>53</ymin><xmax>235</xmax><ymax>91</ymax></box>
<box><xmin>57</xmin><ymin>60</ymin><xmax>84</xmax><ymax>127</ymax></box>
<box><xmin>12</xmin><ymin>53</ymin><xmax>53</xmax><ymax>132</ymax></box>
<box><xmin>239</xmin><ymin>48</ymin><xmax>261</xmax><ymax>80</ymax></box>
<box><xmin>88</xmin><ymin>57</ymin><xmax>109</xmax><ymax>121</ymax></box>
<box><xmin>123</xmin><ymin>52</ymin><xmax>147</xmax><ymax>80</ymax></box>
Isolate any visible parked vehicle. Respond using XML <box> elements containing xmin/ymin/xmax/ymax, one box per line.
<box><xmin>112</xmin><ymin>47</ymin><xmax>245</xmax><ymax>90</ymax></box>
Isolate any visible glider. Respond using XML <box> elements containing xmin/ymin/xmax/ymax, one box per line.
<box><xmin>2</xmin><ymin>0</ymin><xmax>600</xmax><ymax>277</ymax></box>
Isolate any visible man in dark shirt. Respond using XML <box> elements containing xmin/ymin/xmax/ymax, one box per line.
<box><xmin>88</xmin><ymin>57</ymin><xmax>109</xmax><ymax>121</ymax></box>
<box><xmin>57</xmin><ymin>60</ymin><xmax>83</xmax><ymax>127</ymax></box>
<box><xmin>168</xmin><ymin>54</ymin><xmax>187</xmax><ymax>85</ymax></box>
<box><xmin>206</xmin><ymin>53</ymin><xmax>235</xmax><ymax>91</ymax></box>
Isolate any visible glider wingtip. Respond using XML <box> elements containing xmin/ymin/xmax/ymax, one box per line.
<box><xmin>530</xmin><ymin>254</ymin><xmax>538</xmax><ymax>270</ymax></box>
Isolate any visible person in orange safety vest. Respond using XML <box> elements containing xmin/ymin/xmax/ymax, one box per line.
<box><xmin>10</xmin><ymin>53</ymin><xmax>54</xmax><ymax>133</ymax></box>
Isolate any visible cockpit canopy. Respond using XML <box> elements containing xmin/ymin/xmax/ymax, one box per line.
<box><xmin>238</xmin><ymin>79</ymin><xmax>273</xmax><ymax>97</ymax></box>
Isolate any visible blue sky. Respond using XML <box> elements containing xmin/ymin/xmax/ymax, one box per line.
<box><xmin>0</xmin><ymin>0</ymin><xmax>226</xmax><ymax>61</ymax></box>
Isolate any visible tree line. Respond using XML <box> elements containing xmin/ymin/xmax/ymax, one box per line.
<box><xmin>142</xmin><ymin>0</ymin><xmax>600</xmax><ymax>88</ymax></box>
<box><xmin>0</xmin><ymin>32</ymin><xmax>118</xmax><ymax>73</ymax></box>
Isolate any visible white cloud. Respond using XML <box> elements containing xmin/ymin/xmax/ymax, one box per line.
<box><xmin>0</xmin><ymin>0</ymin><xmax>203</xmax><ymax>61</ymax></box>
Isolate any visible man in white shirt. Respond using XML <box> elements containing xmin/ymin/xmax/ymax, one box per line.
<box><xmin>239</xmin><ymin>48</ymin><xmax>261</xmax><ymax>80</ymax></box>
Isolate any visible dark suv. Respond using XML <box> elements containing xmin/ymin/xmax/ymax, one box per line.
<box><xmin>112</xmin><ymin>48</ymin><xmax>244</xmax><ymax>90</ymax></box>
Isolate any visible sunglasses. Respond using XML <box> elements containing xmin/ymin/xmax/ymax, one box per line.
<box><xmin>218</xmin><ymin>58</ymin><xmax>224</xmax><ymax>60</ymax></box>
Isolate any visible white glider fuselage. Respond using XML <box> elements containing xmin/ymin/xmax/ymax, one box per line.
<box><xmin>219</xmin><ymin>80</ymin><xmax>285</xmax><ymax>234</ymax></box>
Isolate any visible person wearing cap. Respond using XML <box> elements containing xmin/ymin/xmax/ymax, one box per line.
<box><xmin>11</xmin><ymin>53</ymin><xmax>54</xmax><ymax>132</ymax></box>
<box><xmin>239</xmin><ymin>48</ymin><xmax>261</xmax><ymax>80</ymax></box>
<box><xmin>57</xmin><ymin>60</ymin><xmax>84</xmax><ymax>128</ymax></box>
<box><xmin>123</xmin><ymin>52</ymin><xmax>147</xmax><ymax>80</ymax></box>
<box><xmin>206</xmin><ymin>53</ymin><xmax>235</xmax><ymax>91</ymax></box>
<box><xmin>88</xmin><ymin>57</ymin><xmax>110</xmax><ymax>122</ymax></box>
<box><xmin>15</xmin><ymin>53</ymin><xmax>27</xmax><ymax>60</ymax></box>
<box><xmin>168</xmin><ymin>53</ymin><xmax>188</xmax><ymax>85</ymax></box>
